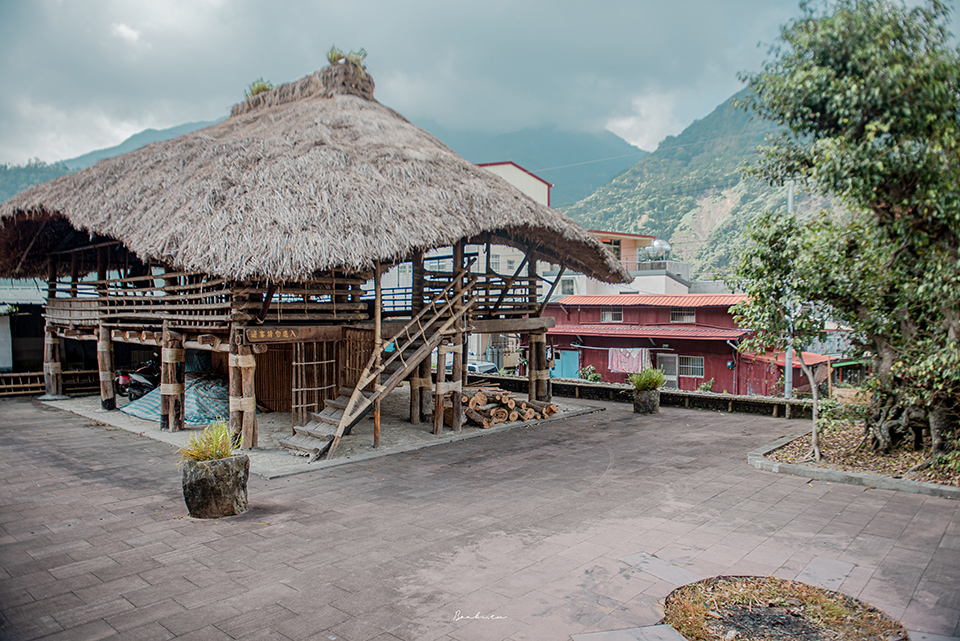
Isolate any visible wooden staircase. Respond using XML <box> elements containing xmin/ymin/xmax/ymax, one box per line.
<box><xmin>280</xmin><ymin>268</ymin><xmax>478</xmax><ymax>461</ymax></box>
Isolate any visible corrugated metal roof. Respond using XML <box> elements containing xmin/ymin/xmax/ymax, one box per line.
<box><xmin>742</xmin><ymin>351</ymin><xmax>835</xmax><ymax>367</ymax></box>
<box><xmin>556</xmin><ymin>294</ymin><xmax>747</xmax><ymax>308</ymax></box>
<box><xmin>548</xmin><ymin>324</ymin><xmax>749</xmax><ymax>340</ymax></box>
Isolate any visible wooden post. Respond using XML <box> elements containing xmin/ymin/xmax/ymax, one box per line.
<box><xmin>410</xmin><ymin>250</ymin><xmax>425</xmax><ymax>424</ymax></box>
<box><xmin>373</xmin><ymin>261</ymin><xmax>382</xmax><ymax>448</ymax></box>
<box><xmin>96</xmin><ymin>247</ymin><xmax>115</xmax><ymax>410</ymax></box>
<box><xmin>433</xmin><ymin>343</ymin><xmax>448</xmax><ymax>435</ymax></box>
<box><xmin>451</xmin><ymin>242</ymin><xmax>464</xmax><ymax>432</ymax></box>
<box><xmin>42</xmin><ymin>328</ymin><xmax>63</xmax><ymax>397</ymax></box>
<box><xmin>160</xmin><ymin>323</ymin><xmax>185</xmax><ymax>431</ymax></box>
<box><xmin>229</xmin><ymin>332</ymin><xmax>242</xmax><ymax>439</ymax></box>
<box><xmin>533</xmin><ymin>332</ymin><xmax>549</xmax><ymax>401</ymax></box>
<box><xmin>527</xmin><ymin>333</ymin><xmax>539</xmax><ymax>402</ymax></box>
<box><xmin>97</xmin><ymin>324</ymin><xmax>116</xmax><ymax>410</ymax></box>
<box><xmin>239</xmin><ymin>344</ymin><xmax>257</xmax><ymax>449</ymax></box>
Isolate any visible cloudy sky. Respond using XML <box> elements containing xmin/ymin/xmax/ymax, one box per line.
<box><xmin>0</xmin><ymin>1</ymin><xmax>848</xmax><ymax>165</ymax></box>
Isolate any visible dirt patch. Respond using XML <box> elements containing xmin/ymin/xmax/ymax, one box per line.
<box><xmin>768</xmin><ymin>421</ymin><xmax>960</xmax><ymax>487</ymax></box>
<box><xmin>663</xmin><ymin>576</ymin><xmax>907</xmax><ymax>641</ymax></box>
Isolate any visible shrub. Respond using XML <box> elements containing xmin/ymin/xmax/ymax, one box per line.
<box><xmin>244</xmin><ymin>77</ymin><xmax>273</xmax><ymax>99</ymax></box>
<box><xmin>628</xmin><ymin>368</ymin><xmax>665</xmax><ymax>391</ymax></box>
<box><xmin>178</xmin><ymin>420</ymin><xmax>234</xmax><ymax>463</ymax></box>
<box><xmin>697</xmin><ymin>378</ymin><xmax>715</xmax><ymax>392</ymax></box>
<box><xmin>577</xmin><ymin>365</ymin><xmax>602</xmax><ymax>382</ymax></box>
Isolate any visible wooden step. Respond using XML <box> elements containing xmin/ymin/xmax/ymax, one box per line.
<box><xmin>279</xmin><ymin>432</ymin><xmax>329</xmax><ymax>457</ymax></box>
<box><xmin>338</xmin><ymin>386</ymin><xmax>375</xmax><ymax>399</ymax></box>
<box><xmin>294</xmin><ymin>422</ymin><xmax>337</xmax><ymax>441</ymax></box>
<box><xmin>323</xmin><ymin>396</ymin><xmax>350</xmax><ymax>411</ymax></box>
<box><xmin>308</xmin><ymin>411</ymin><xmax>341</xmax><ymax>427</ymax></box>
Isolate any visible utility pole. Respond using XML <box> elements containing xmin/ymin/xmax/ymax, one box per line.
<box><xmin>784</xmin><ymin>179</ymin><xmax>795</xmax><ymax>399</ymax></box>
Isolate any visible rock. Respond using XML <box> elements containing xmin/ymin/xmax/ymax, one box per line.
<box><xmin>181</xmin><ymin>454</ymin><xmax>249</xmax><ymax>518</ymax></box>
<box><xmin>633</xmin><ymin>389</ymin><xmax>660</xmax><ymax>414</ymax></box>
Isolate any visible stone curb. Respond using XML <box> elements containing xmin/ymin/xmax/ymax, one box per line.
<box><xmin>749</xmin><ymin>431</ymin><xmax>960</xmax><ymax>500</ymax></box>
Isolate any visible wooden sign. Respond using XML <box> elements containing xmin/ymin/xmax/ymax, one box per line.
<box><xmin>244</xmin><ymin>325</ymin><xmax>343</xmax><ymax>344</ymax></box>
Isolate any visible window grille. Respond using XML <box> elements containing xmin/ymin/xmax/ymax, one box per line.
<box><xmin>561</xmin><ymin>279</ymin><xmax>574</xmax><ymax>295</ymax></box>
<box><xmin>671</xmin><ymin>307</ymin><xmax>696</xmax><ymax>323</ymax></box>
<box><xmin>678</xmin><ymin>355</ymin><xmax>704</xmax><ymax>378</ymax></box>
<box><xmin>601</xmin><ymin>306</ymin><xmax>623</xmax><ymax>322</ymax></box>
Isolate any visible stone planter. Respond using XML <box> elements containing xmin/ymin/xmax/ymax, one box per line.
<box><xmin>633</xmin><ymin>389</ymin><xmax>660</xmax><ymax>414</ymax></box>
<box><xmin>181</xmin><ymin>454</ymin><xmax>249</xmax><ymax>518</ymax></box>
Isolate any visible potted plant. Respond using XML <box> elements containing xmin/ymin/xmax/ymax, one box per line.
<box><xmin>628</xmin><ymin>368</ymin><xmax>665</xmax><ymax>414</ymax></box>
<box><xmin>179</xmin><ymin>420</ymin><xmax>249</xmax><ymax>518</ymax></box>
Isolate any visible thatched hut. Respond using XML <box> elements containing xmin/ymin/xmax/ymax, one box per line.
<box><xmin>0</xmin><ymin>61</ymin><xmax>629</xmax><ymax>459</ymax></box>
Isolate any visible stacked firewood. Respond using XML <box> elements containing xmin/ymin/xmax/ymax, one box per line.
<box><xmin>442</xmin><ymin>383</ymin><xmax>558</xmax><ymax>429</ymax></box>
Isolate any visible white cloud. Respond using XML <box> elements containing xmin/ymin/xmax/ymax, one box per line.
<box><xmin>605</xmin><ymin>92</ymin><xmax>686</xmax><ymax>152</ymax></box>
<box><xmin>111</xmin><ymin>23</ymin><xmax>141</xmax><ymax>44</ymax></box>
<box><xmin>2</xmin><ymin>97</ymin><xmax>159</xmax><ymax>164</ymax></box>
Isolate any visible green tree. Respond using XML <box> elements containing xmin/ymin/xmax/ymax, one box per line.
<box><xmin>732</xmin><ymin>210</ymin><xmax>829</xmax><ymax>460</ymax></box>
<box><xmin>739</xmin><ymin>0</ymin><xmax>960</xmax><ymax>457</ymax></box>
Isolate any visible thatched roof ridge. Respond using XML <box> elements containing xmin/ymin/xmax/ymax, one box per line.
<box><xmin>0</xmin><ymin>64</ymin><xmax>630</xmax><ymax>284</ymax></box>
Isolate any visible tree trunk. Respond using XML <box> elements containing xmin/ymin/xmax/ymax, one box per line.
<box><xmin>797</xmin><ymin>354</ymin><xmax>821</xmax><ymax>461</ymax></box>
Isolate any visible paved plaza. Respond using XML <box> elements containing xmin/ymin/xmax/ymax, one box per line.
<box><xmin>1</xmin><ymin>397</ymin><xmax>958</xmax><ymax>640</ymax></box>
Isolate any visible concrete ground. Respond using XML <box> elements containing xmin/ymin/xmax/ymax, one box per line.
<box><xmin>0</xmin><ymin>396</ymin><xmax>958</xmax><ymax>640</ymax></box>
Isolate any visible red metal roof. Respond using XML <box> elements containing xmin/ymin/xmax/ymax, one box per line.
<box><xmin>742</xmin><ymin>351</ymin><xmax>836</xmax><ymax>367</ymax></box>
<box><xmin>556</xmin><ymin>294</ymin><xmax>747</xmax><ymax>308</ymax></box>
<box><xmin>548</xmin><ymin>324</ymin><xmax>749</xmax><ymax>341</ymax></box>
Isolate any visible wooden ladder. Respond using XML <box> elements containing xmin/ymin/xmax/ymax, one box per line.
<box><xmin>280</xmin><ymin>267</ymin><xmax>478</xmax><ymax>461</ymax></box>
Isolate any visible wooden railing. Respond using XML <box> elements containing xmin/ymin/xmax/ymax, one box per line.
<box><xmin>0</xmin><ymin>369</ymin><xmax>100</xmax><ymax>397</ymax></box>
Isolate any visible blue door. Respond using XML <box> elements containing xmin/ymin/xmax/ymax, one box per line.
<box><xmin>551</xmin><ymin>350</ymin><xmax>580</xmax><ymax>379</ymax></box>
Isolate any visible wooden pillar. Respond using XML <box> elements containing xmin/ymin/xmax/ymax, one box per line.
<box><xmin>533</xmin><ymin>332</ymin><xmax>550</xmax><ymax>401</ymax></box>
<box><xmin>160</xmin><ymin>323</ymin><xmax>185</xmax><ymax>431</ymax></box>
<box><xmin>97</xmin><ymin>324</ymin><xmax>116</xmax><ymax>410</ymax></box>
<box><xmin>42</xmin><ymin>328</ymin><xmax>64</xmax><ymax>397</ymax></box>
<box><xmin>451</xmin><ymin>242</ymin><xmax>464</xmax><ymax>432</ymax></box>
<box><xmin>43</xmin><ymin>256</ymin><xmax>63</xmax><ymax>397</ymax></box>
<box><xmin>373</xmin><ymin>261</ymin><xmax>382</xmax><ymax>448</ymax></box>
<box><xmin>410</xmin><ymin>250</ymin><xmax>425</xmax><ymax>424</ymax></box>
<box><xmin>239</xmin><ymin>344</ymin><xmax>257</xmax><ymax>449</ymax></box>
<box><xmin>229</xmin><ymin>333</ymin><xmax>242</xmax><ymax>439</ymax></box>
<box><xmin>96</xmin><ymin>247</ymin><xmax>115</xmax><ymax>410</ymax></box>
<box><xmin>527</xmin><ymin>333</ymin><xmax>538</xmax><ymax>402</ymax></box>
<box><xmin>433</xmin><ymin>342</ymin><xmax>448</xmax><ymax>435</ymax></box>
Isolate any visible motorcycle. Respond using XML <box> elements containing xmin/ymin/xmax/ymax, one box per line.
<box><xmin>115</xmin><ymin>358</ymin><xmax>161</xmax><ymax>401</ymax></box>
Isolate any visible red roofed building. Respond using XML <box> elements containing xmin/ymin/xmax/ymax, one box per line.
<box><xmin>544</xmin><ymin>293</ymin><xmax>831</xmax><ymax>395</ymax></box>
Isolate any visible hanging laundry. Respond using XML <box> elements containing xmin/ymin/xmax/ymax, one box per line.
<box><xmin>608</xmin><ymin>348</ymin><xmax>651</xmax><ymax>373</ymax></box>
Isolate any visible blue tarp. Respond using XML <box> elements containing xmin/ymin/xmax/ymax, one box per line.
<box><xmin>121</xmin><ymin>373</ymin><xmax>229</xmax><ymax>427</ymax></box>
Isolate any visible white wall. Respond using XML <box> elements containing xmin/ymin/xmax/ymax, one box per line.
<box><xmin>0</xmin><ymin>316</ymin><xmax>12</xmax><ymax>372</ymax></box>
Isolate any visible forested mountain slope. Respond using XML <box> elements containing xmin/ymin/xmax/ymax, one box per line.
<box><xmin>562</xmin><ymin>89</ymin><xmax>827</xmax><ymax>278</ymax></box>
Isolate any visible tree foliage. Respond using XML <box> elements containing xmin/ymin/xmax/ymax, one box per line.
<box><xmin>738</xmin><ymin>0</ymin><xmax>960</xmax><ymax>455</ymax></box>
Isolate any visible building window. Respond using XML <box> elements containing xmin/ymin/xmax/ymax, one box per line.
<box><xmin>490</xmin><ymin>254</ymin><xmax>500</xmax><ymax>271</ymax></box>
<box><xmin>506</xmin><ymin>259</ymin><xmax>516</xmax><ymax>272</ymax></box>
<box><xmin>561</xmin><ymin>279</ymin><xmax>574</xmax><ymax>295</ymax></box>
<box><xmin>601</xmin><ymin>306</ymin><xmax>623</xmax><ymax>323</ymax></box>
<box><xmin>601</xmin><ymin>238</ymin><xmax>622</xmax><ymax>260</ymax></box>
<box><xmin>671</xmin><ymin>307</ymin><xmax>696</xmax><ymax>323</ymax></box>
<box><xmin>678</xmin><ymin>355</ymin><xmax>704</xmax><ymax>378</ymax></box>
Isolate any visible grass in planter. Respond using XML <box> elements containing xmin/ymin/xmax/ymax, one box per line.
<box><xmin>628</xmin><ymin>368</ymin><xmax>664</xmax><ymax>391</ymax></box>
<box><xmin>179</xmin><ymin>420</ymin><xmax>234</xmax><ymax>463</ymax></box>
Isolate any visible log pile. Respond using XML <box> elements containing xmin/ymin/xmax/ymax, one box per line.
<box><xmin>442</xmin><ymin>383</ymin><xmax>558</xmax><ymax>429</ymax></box>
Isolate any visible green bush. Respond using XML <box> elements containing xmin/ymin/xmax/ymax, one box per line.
<box><xmin>577</xmin><ymin>365</ymin><xmax>602</xmax><ymax>382</ymax></box>
<box><xmin>628</xmin><ymin>368</ymin><xmax>665</xmax><ymax>391</ymax></box>
<box><xmin>697</xmin><ymin>378</ymin><xmax>715</xmax><ymax>392</ymax></box>
<box><xmin>244</xmin><ymin>77</ymin><xmax>273</xmax><ymax>99</ymax></box>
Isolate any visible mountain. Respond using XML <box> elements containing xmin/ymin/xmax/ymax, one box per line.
<box><xmin>0</xmin><ymin>160</ymin><xmax>71</xmax><ymax>204</ymax></box>
<box><xmin>63</xmin><ymin>119</ymin><xmax>224</xmax><ymax>170</ymax></box>
<box><xmin>561</xmin><ymin>89</ymin><xmax>826</xmax><ymax>279</ymax></box>
<box><xmin>415</xmin><ymin>122</ymin><xmax>646</xmax><ymax>207</ymax></box>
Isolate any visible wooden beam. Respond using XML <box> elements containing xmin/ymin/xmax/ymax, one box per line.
<box><xmin>470</xmin><ymin>317</ymin><xmax>555</xmax><ymax>334</ymax></box>
<box><xmin>244</xmin><ymin>325</ymin><xmax>343</xmax><ymax>344</ymax></box>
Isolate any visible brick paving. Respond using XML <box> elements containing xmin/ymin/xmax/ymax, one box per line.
<box><xmin>0</xmin><ymin>396</ymin><xmax>958</xmax><ymax>640</ymax></box>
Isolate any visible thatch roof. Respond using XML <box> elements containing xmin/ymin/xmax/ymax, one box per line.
<box><xmin>0</xmin><ymin>63</ymin><xmax>630</xmax><ymax>284</ymax></box>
